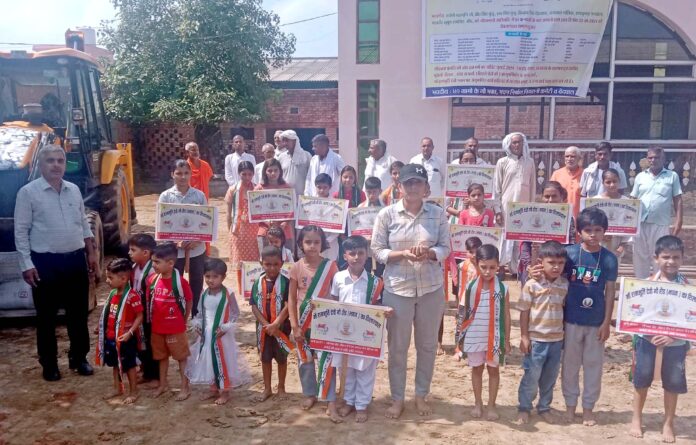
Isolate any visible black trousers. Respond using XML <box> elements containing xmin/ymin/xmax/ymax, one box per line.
<box><xmin>31</xmin><ymin>249</ymin><xmax>90</xmax><ymax>369</ymax></box>
<box><xmin>138</xmin><ymin>321</ymin><xmax>160</xmax><ymax>380</ymax></box>
<box><xmin>175</xmin><ymin>253</ymin><xmax>206</xmax><ymax>317</ymax></box>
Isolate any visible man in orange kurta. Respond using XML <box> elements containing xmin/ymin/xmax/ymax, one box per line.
<box><xmin>550</xmin><ymin>145</ymin><xmax>583</xmax><ymax>218</ymax></box>
<box><xmin>185</xmin><ymin>142</ymin><xmax>214</xmax><ymax>199</ymax></box>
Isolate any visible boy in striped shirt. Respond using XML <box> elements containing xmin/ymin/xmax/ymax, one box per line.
<box><xmin>516</xmin><ymin>241</ymin><xmax>568</xmax><ymax>424</ymax></box>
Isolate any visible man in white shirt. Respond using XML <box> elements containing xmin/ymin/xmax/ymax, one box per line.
<box><xmin>451</xmin><ymin>137</ymin><xmax>490</xmax><ymax>166</ymax></box>
<box><xmin>363</xmin><ymin>139</ymin><xmax>397</xmax><ymax>192</ymax></box>
<box><xmin>305</xmin><ymin>134</ymin><xmax>345</xmax><ymax>196</ymax></box>
<box><xmin>409</xmin><ymin>137</ymin><xmax>446</xmax><ymax>197</ymax></box>
<box><xmin>14</xmin><ymin>144</ymin><xmax>99</xmax><ymax>381</ymax></box>
<box><xmin>277</xmin><ymin>129</ymin><xmax>312</xmax><ymax>196</ymax></box>
<box><xmin>224</xmin><ymin>135</ymin><xmax>256</xmax><ymax>187</ymax></box>
<box><xmin>273</xmin><ymin>130</ymin><xmax>285</xmax><ymax>158</ymax></box>
<box><xmin>254</xmin><ymin>143</ymin><xmax>276</xmax><ymax>185</ymax></box>
<box><xmin>580</xmin><ymin>141</ymin><xmax>628</xmax><ymax>197</ymax></box>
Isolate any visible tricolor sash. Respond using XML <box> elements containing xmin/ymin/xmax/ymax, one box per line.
<box><xmin>296</xmin><ymin>258</ymin><xmax>335</xmax><ymax>363</ymax></box>
<box><xmin>95</xmin><ymin>283</ymin><xmax>142</xmax><ymax>378</ymax></box>
<box><xmin>448</xmin><ymin>197</ymin><xmax>464</xmax><ymax>224</ymax></box>
<box><xmin>365</xmin><ymin>275</ymin><xmax>383</xmax><ymax>305</ymax></box>
<box><xmin>250</xmin><ymin>274</ymin><xmax>295</xmax><ymax>356</ymax></box>
<box><xmin>229</xmin><ymin>183</ymin><xmax>244</xmax><ymax>234</ymax></box>
<box><xmin>148</xmin><ymin>269</ymin><xmax>186</xmax><ymax>322</ymax></box>
<box><xmin>316</xmin><ymin>350</ymin><xmax>335</xmax><ymax>400</ymax></box>
<box><xmin>199</xmin><ymin>287</ymin><xmax>235</xmax><ymax>390</ymax></box>
<box><xmin>457</xmin><ymin>276</ymin><xmax>507</xmax><ymax>365</ymax></box>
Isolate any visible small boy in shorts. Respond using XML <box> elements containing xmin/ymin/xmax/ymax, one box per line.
<box><xmin>516</xmin><ymin>241</ymin><xmax>568</xmax><ymax>424</ymax></box>
<box><xmin>148</xmin><ymin>242</ymin><xmax>194</xmax><ymax>401</ymax></box>
<box><xmin>96</xmin><ymin>258</ymin><xmax>144</xmax><ymax>404</ymax></box>
<box><xmin>128</xmin><ymin>233</ymin><xmax>158</xmax><ymax>384</ymax></box>
<box><xmin>250</xmin><ymin>246</ymin><xmax>293</xmax><ymax>402</ymax></box>
<box><xmin>629</xmin><ymin>235</ymin><xmax>691</xmax><ymax>443</ymax></box>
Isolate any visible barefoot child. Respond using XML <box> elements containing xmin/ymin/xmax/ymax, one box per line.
<box><xmin>187</xmin><ymin>258</ymin><xmax>250</xmax><ymax>405</ymax></box>
<box><xmin>380</xmin><ymin>161</ymin><xmax>404</xmax><ymax>205</ymax></box>
<box><xmin>458</xmin><ymin>244</ymin><xmax>511</xmax><ymax>420</ymax></box>
<box><xmin>148</xmin><ymin>242</ymin><xmax>194</xmax><ymax>401</ymax></box>
<box><xmin>96</xmin><ymin>258</ymin><xmax>144</xmax><ymax>404</ymax></box>
<box><xmin>630</xmin><ymin>235</ymin><xmax>690</xmax><ymax>443</ymax></box>
<box><xmin>287</xmin><ymin>225</ymin><xmax>340</xmax><ymax>421</ymax></box>
<box><xmin>332</xmin><ymin>236</ymin><xmax>391</xmax><ymax>423</ymax></box>
<box><xmin>250</xmin><ymin>246</ymin><xmax>295</xmax><ymax>402</ymax></box>
<box><xmin>453</xmin><ymin>236</ymin><xmax>482</xmax><ymax>361</ymax></box>
<box><xmin>128</xmin><ymin>234</ymin><xmax>158</xmax><ymax>385</ymax></box>
<box><xmin>560</xmin><ymin>207</ymin><xmax>617</xmax><ymax>425</ymax></box>
<box><xmin>516</xmin><ymin>241</ymin><xmax>568</xmax><ymax>425</ymax></box>
<box><xmin>266</xmin><ymin>226</ymin><xmax>295</xmax><ymax>264</ymax></box>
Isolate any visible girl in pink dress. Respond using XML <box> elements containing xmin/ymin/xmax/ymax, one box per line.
<box><xmin>225</xmin><ymin>161</ymin><xmax>260</xmax><ymax>291</ymax></box>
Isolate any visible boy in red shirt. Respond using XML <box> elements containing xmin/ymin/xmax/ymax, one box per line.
<box><xmin>96</xmin><ymin>258</ymin><xmax>144</xmax><ymax>404</ymax></box>
<box><xmin>148</xmin><ymin>242</ymin><xmax>194</xmax><ymax>401</ymax></box>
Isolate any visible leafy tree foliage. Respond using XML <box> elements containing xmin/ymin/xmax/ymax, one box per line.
<box><xmin>101</xmin><ymin>0</ymin><xmax>295</xmax><ymax>125</ymax></box>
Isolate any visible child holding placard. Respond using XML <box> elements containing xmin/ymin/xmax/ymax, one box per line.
<box><xmin>592</xmin><ymin>168</ymin><xmax>632</xmax><ymax>259</ymax></box>
<box><xmin>332</xmin><ymin>236</ymin><xmax>391</xmax><ymax>423</ymax></box>
<box><xmin>287</xmin><ymin>225</ymin><xmax>340</xmax><ymax>421</ymax></box>
<box><xmin>266</xmin><ymin>226</ymin><xmax>294</xmax><ymax>264</ymax></box>
<box><xmin>629</xmin><ymin>235</ymin><xmax>690</xmax><ymax>443</ymax></box>
<box><xmin>315</xmin><ymin>174</ymin><xmax>340</xmax><ymax>262</ymax></box>
<box><xmin>226</xmin><ymin>161</ymin><xmax>260</xmax><ymax>291</ymax></box>
<box><xmin>255</xmin><ymin>158</ymin><xmax>295</xmax><ymax>255</ymax></box>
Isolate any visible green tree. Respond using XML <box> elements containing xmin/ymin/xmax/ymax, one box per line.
<box><xmin>101</xmin><ymin>0</ymin><xmax>295</xmax><ymax>126</ymax></box>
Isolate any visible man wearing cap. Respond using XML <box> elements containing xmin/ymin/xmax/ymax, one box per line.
<box><xmin>410</xmin><ymin>137</ymin><xmax>446</xmax><ymax>198</ymax></box>
<box><xmin>277</xmin><ymin>129</ymin><xmax>312</xmax><ymax>196</ymax></box>
<box><xmin>372</xmin><ymin>164</ymin><xmax>450</xmax><ymax>419</ymax></box>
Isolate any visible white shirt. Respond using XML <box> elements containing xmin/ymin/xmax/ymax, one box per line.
<box><xmin>224</xmin><ymin>152</ymin><xmax>256</xmax><ymax>186</ymax></box>
<box><xmin>580</xmin><ymin>161</ymin><xmax>628</xmax><ymax>197</ymax></box>
<box><xmin>330</xmin><ymin>269</ymin><xmax>377</xmax><ymax>371</ymax></box>
<box><xmin>14</xmin><ymin>176</ymin><xmax>93</xmax><ymax>271</ymax></box>
<box><xmin>363</xmin><ymin>152</ymin><xmax>398</xmax><ymax>191</ymax></box>
<box><xmin>278</xmin><ymin>148</ymin><xmax>312</xmax><ymax>196</ymax></box>
<box><xmin>409</xmin><ymin>153</ymin><xmax>446</xmax><ymax>197</ymax></box>
<box><xmin>158</xmin><ymin>185</ymin><xmax>207</xmax><ymax>258</ymax></box>
<box><xmin>305</xmin><ymin>150</ymin><xmax>345</xmax><ymax>196</ymax></box>
<box><xmin>253</xmin><ymin>161</ymin><xmax>268</xmax><ymax>186</ymax></box>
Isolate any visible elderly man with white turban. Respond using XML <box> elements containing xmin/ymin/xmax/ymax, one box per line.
<box><xmin>494</xmin><ymin>132</ymin><xmax>537</xmax><ymax>271</ymax></box>
<box><xmin>277</xmin><ymin>129</ymin><xmax>312</xmax><ymax>196</ymax></box>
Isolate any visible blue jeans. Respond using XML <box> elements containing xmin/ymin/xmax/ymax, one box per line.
<box><xmin>518</xmin><ymin>340</ymin><xmax>563</xmax><ymax>413</ymax></box>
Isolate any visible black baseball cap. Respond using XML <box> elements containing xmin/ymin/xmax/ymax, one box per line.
<box><xmin>399</xmin><ymin>163</ymin><xmax>429</xmax><ymax>183</ymax></box>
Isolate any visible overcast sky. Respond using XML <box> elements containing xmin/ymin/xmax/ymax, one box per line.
<box><xmin>0</xmin><ymin>0</ymin><xmax>337</xmax><ymax>57</ymax></box>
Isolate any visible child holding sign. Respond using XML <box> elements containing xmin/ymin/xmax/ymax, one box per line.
<box><xmin>331</xmin><ymin>236</ymin><xmax>391</xmax><ymax>423</ymax></box>
<box><xmin>592</xmin><ymin>168</ymin><xmax>632</xmax><ymax>259</ymax></box>
<box><xmin>266</xmin><ymin>226</ymin><xmax>294</xmax><ymax>264</ymax></box>
<box><xmin>288</xmin><ymin>226</ymin><xmax>340</xmax><ymax>420</ymax></box>
<box><xmin>629</xmin><ymin>235</ymin><xmax>690</xmax><ymax>443</ymax></box>
<box><xmin>226</xmin><ymin>161</ymin><xmax>260</xmax><ymax>291</ymax></box>
<box><xmin>255</xmin><ymin>158</ymin><xmax>295</xmax><ymax>256</ymax></box>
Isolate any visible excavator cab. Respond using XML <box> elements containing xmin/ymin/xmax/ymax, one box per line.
<box><xmin>0</xmin><ymin>30</ymin><xmax>135</xmax><ymax>315</ymax></box>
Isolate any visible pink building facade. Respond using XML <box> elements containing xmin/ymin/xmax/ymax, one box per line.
<box><xmin>338</xmin><ymin>0</ymin><xmax>696</xmax><ymax>189</ymax></box>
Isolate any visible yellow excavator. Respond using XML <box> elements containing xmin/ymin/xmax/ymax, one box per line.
<box><xmin>0</xmin><ymin>30</ymin><xmax>136</xmax><ymax>315</ymax></box>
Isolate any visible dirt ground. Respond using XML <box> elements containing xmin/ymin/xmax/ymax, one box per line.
<box><xmin>0</xmin><ymin>194</ymin><xmax>695</xmax><ymax>445</ymax></box>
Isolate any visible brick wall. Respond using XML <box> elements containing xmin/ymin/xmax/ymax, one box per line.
<box><xmin>123</xmin><ymin>87</ymin><xmax>339</xmax><ymax>179</ymax></box>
